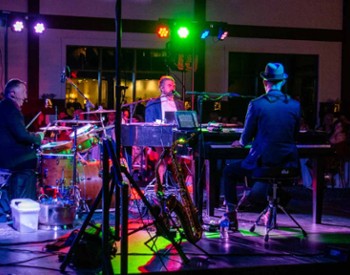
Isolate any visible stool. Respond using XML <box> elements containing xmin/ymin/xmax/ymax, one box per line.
<box><xmin>249</xmin><ymin>167</ymin><xmax>307</xmax><ymax>242</ymax></box>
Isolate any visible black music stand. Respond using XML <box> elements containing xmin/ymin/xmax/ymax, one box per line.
<box><xmin>185</xmin><ymin>91</ymin><xmax>230</xmax><ymax>219</ymax></box>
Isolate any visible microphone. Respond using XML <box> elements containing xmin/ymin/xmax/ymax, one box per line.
<box><xmin>172</xmin><ymin>90</ymin><xmax>182</xmax><ymax>98</ymax></box>
<box><xmin>60</xmin><ymin>68</ymin><xmax>66</xmax><ymax>83</ymax></box>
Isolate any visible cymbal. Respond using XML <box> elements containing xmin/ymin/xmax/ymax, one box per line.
<box><xmin>54</xmin><ymin>119</ymin><xmax>100</xmax><ymax>124</ymax></box>
<box><xmin>82</xmin><ymin>108</ymin><xmax>116</xmax><ymax>114</ymax></box>
<box><xmin>40</xmin><ymin>126</ymin><xmax>72</xmax><ymax>131</ymax></box>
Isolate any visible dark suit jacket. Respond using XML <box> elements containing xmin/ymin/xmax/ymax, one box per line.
<box><xmin>145</xmin><ymin>97</ymin><xmax>185</xmax><ymax>122</ymax></box>
<box><xmin>0</xmin><ymin>98</ymin><xmax>42</xmax><ymax>170</ymax></box>
<box><xmin>240</xmin><ymin>90</ymin><xmax>301</xmax><ymax>169</ymax></box>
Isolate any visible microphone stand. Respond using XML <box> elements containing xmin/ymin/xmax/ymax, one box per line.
<box><xmin>65</xmin><ymin>77</ymin><xmax>95</xmax><ymax>113</ymax></box>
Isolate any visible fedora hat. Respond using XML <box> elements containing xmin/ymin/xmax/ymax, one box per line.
<box><xmin>260</xmin><ymin>63</ymin><xmax>288</xmax><ymax>81</ymax></box>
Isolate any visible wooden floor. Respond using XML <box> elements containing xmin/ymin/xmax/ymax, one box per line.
<box><xmin>0</xmin><ymin>186</ymin><xmax>350</xmax><ymax>274</ymax></box>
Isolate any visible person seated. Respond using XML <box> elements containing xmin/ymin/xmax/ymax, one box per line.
<box><xmin>221</xmin><ymin>63</ymin><xmax>300</xmax><ymax>231</ymax></box>
<box><xmin>0</xmin><ymin>79</ymin><xmax>44</xmax><ymax>221</ymax></box>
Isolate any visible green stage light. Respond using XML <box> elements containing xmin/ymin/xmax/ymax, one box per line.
<box><xmin>176</xmin><ymin>26</ymin><xmax>190</xmax><ymax>39</ymax></box>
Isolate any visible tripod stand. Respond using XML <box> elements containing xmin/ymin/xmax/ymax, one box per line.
<box><xmin>60</xmin><ymin>137</ymin><xmax>191</xmax><ymax>274</ymax></box>
<box><xmin>60</xmin><ymin>137</ymin><xmax>121</xmax><ymax>273</ymax></box>
<box><xmin>70</xmin><ymin>124</ymin><xmax>90</xmax><ymax>214</ymax></box>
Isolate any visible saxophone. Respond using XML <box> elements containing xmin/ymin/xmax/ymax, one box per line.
<box><xmin>154</xmin><ymin>138</ymin><xmax>203</xmax><ymax>244</ymax></box>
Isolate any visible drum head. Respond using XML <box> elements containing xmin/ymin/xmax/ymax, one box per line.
<box><xmin>69</xmin><ymin>124</ymin><xmax>94</xmax><ymax>139</ymax></box>
<box><xmin>40</xmin><ymin>141</ymin><xmax>72</xmax><ymax>154</ymax></box>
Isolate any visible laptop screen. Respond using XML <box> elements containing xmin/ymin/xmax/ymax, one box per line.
<box><xmin>175</xmin><ymin>111</ymin><xmax>199</xmax><ymax>130</ymax></box>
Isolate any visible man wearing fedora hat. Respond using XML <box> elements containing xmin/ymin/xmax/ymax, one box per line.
<box><xmin>220</xmin><ymin>62</ymin><xmax>301</xmax><ymax>231</ymax></box>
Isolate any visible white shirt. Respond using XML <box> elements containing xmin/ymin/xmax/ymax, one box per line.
<box><xmin>161</xmin><ymin>96</ymin><xmax>177</xmax><ymax>122</ymax></box>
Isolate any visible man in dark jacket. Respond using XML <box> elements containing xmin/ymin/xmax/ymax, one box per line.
<box><xmin>145</xmin><ymin>75</ymin><xmax>184</xmax><ymax>123</ymax></box>
<box><xmin>145</xmin><ymin>75</ymin><xmax>185</xmax><ymax>184</ymax></box>
<box><xmin>0</xmin><ymin>79</ymin><xmax>43</xmax><ymax>217</ymax></box>
<box><xmin>222</xmin><ymin>63</ymin><xmax>301</xmax><ymax>230</ymax></box>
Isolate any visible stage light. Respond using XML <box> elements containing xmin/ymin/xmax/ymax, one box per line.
<box><xmin>33</xmin><ymin>22</ymin><xmax>45</xmax><ymax>34</ymax></box>
<box><xmin>176</xmin><ymin>26</ymin><xmax>190</xmax><ymax>39</ymax></box>
<box><xmin>200</xmin><ymin>29</ymin><xmax>210</xmax><ymax>40</ymax></box>
<box><xmin>218</xmin><ymin>27</ymin><xmax>228</xmax><ymax>40</ymax></box>
<box><xmin>157</xmin><ymin>25</ymin><xmax>170</xmax><ymax>38</ymax></box>
<box><xmin>11</xmin><ymin>20</ymin><xmax>24</xmax><ymax>32</ymax></box>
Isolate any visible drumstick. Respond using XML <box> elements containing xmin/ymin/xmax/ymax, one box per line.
<box><xmin>26</xmin><ymin>111</ymin><xmax>42</xmax><ymax>129</ymax></box>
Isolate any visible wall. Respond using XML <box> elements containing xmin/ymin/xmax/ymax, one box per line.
<box><xmin>0</xmin><ymin>0</ymin><xmax>344</xmax><ymax>109</ymax></box>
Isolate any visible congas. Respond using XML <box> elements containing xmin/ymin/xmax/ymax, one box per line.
<box><xmin>40</xmin><ymin>141</ymin><xmax>72</xmax><ymax>154</ymax></box>
<box><xmin>40</xmin><ymin>154</ymin><xmax>75</xmax><ymax>197</ymax></box>
<box><xmin>69</xmin><ymin>124</ymin><xmax>99</xmax><ymax>152</ymax></box>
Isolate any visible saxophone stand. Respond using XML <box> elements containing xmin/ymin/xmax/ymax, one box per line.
<box><xmin>156</xmin><ymin>148</ymin><xmax>210</xmax><ymax>258</ymax></box>
<box><xmin>115</xmin><ymin>145</ymin><xmax>190</xmax><ymax>265</ymax></box>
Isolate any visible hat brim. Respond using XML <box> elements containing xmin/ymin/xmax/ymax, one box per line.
<box><xmin>260</xmin><ymin>72</ymin><xmax>288</xmax><ymax>80</ymax></box>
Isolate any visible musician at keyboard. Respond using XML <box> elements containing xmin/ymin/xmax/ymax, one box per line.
<box><xmin>145</xmin><ymin>75</ymin><xmax>185</xmax><ymax>183</ymax></box>
<box><xmin>220</xmin><ymin>63</ymin><xmax>301</xmax><ymax>231</ymax></box>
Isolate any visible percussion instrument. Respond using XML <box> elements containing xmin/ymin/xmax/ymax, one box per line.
<box><xmin>79</xmin><ymin>159</ymin><xmax>130</xmax><ymax>209</ymax></box>
<box><xmin>40</xmin><ymin>154</ymin><xmax>102</xmax><ymax>201</ymax></box>
<box><xmin>69</xmin><ymin>124</ymin><xmax>99</xmax><ymax>152</ymax></box>
<box><xmin>40</xmin><ymin>153</ymin><xmax>75</xmax><ymax>198</ymax></box>
<box><xmin>40</xmin><ymin>141</ymin><xmax>72</xmax><ymax>154</ymax></box>
<box><xmin>39</xmin><ymin>126</ymin><xmax>72</xmax><ymax>131</ymax></box>
<box><xmin>55</xmin><ymin>119</ymin><xmax>100</xmax><ymax>124</ymax></box>
<box><xmin>82</xmin><ymin>107</ymin><xmax>116</xmax><ymax>114</ymax></box>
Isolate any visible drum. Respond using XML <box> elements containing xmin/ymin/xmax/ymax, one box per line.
<box><xmin>69</xmin><ymin>124</ymin><xmax>99</xmax><ymax>152</ymax></box>
<box><xmin>40</xmin><ymin>154</ymin><xmax>75</xmax><ymax>197</ymax></box>
<box><xmin>40</xmin><ymin>141</ymin><xmax>72</xmax><ymax>154</ymax></box>
<box><xmin>78</xmin><ymin>159</ymin><xmax>130</xmax><ymax>209</ymax></box>
<box><xmin>77</xmin><ymin>161</ymin><xmax>104</xmax><ymax>208</ymax></box>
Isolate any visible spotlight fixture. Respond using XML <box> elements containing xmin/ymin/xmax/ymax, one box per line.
<box><xmin>157</xmin><ymin>25</ymin><xmax>170</xmax><ymax>38</ymax></box>
<box><xmin>33</xmin><ymin>22</ymin><xmax>45</xmax><ymax>34</ymax></box>
<box><xmin>176</xmin><ymin>26</ymin><xmax>190</xmax><ymax>39</ymax></box>
<box><xmin>11</xmin><ymin>20</ymin><xmax>25</xmax><ymax>32</ymax></box>
<box><xmin>200</xmin><ymin>29</ymin><xmax>210</xmax><ymax>40</ymax></box>
<box><xmin>217</xmin><ymin>27</ymin><xmax>228</xmax><ymax>41</ymax></box>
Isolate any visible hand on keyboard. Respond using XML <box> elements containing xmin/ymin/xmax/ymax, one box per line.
<box><xmin>231</xmin><ymin>140</ymin><xmax>243</xmax><ymax>148</ymax></box>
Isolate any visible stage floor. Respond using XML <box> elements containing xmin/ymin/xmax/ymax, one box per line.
<box><xmin>0</xmin><ymin>186</ymin><xmax>350</xmax><ymax>274</ymax></box>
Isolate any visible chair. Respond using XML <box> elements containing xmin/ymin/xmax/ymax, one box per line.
<box><xmin>249</xmin><ymin>166</ymin><xmax>307</xmax><ymax>242</ymax></box>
